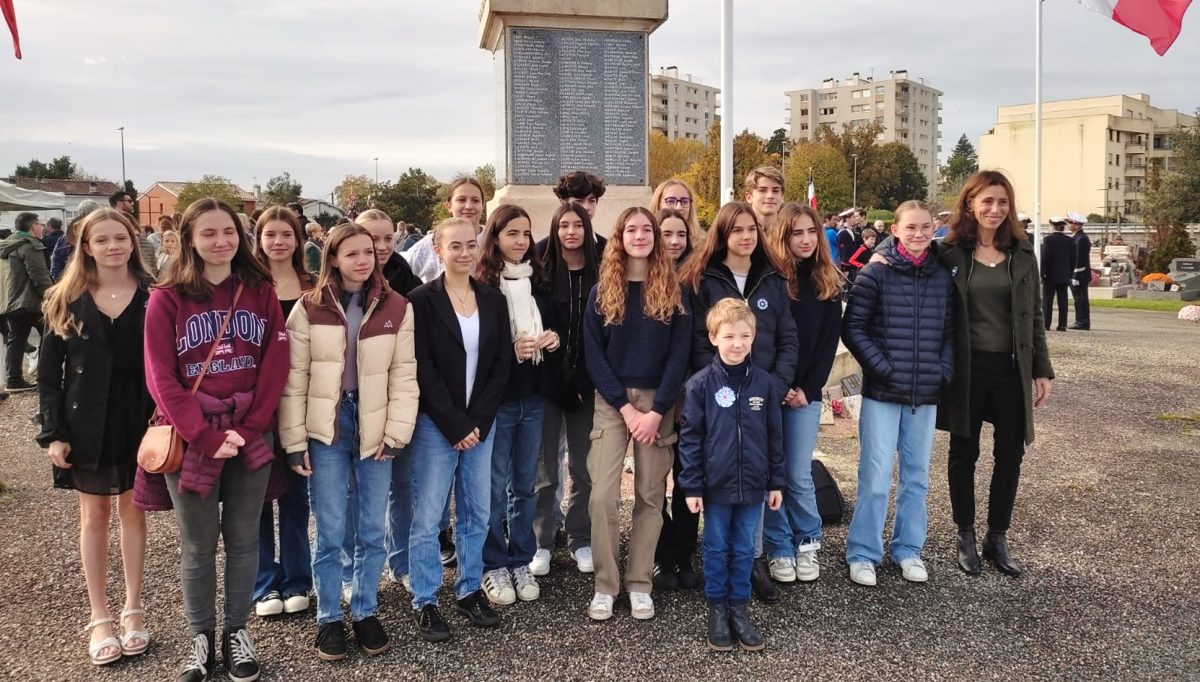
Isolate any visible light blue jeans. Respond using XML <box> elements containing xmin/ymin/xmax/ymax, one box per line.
<box><xmin>308</xmin><ymin>395</ymin><xmax>393</xmax><ymax>624</ymax></box>
<box><xmin>409</xmin><ymin>413</ymin><xmax>494</xmax><ymax>609</ymax></box>
<box><xmin>762</xmin><ymin>400</ymin><xmax>824</xmax><ymax>558</ymax></box>
<box><xmin>845</xmin><ymin>398</ymin><xmax>936</xmax><ymax>566</ymax></box>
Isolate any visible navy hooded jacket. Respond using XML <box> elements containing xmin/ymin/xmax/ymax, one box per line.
<box><xmin>841</xmin><ymin>239</ymin><xmax>954</xmax><ymax>406</ymax></box>
<box><xmin>678</xmin><ymin>357</ymin><xmax>786</xmax><ymax>506</ymax></box>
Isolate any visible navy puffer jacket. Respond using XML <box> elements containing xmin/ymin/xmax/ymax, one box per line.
<box><xmin>678</xmin><ymin>357</ymin><xmax>785</xmax><ymax>506</ymax></box>
<box><xmin>688</xmin><ymin>253</ymin><xmax>799</xmax><ymax>395</ymax></box>
<box><xmin>841</xmin><ymin>239</ymin><xmax>954</xmax><ymax>406</ymax></box>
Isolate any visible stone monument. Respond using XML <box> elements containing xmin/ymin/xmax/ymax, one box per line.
<box><xmin>478</xmin><ymin>0</ymin><xmax>667</xmax><ymax>240</ymax></box>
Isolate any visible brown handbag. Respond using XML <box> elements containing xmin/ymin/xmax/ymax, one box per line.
<box><xmin>137</xmin><ymin>284</ymin><xmax>244</xmax><ymax>474</ymax></box>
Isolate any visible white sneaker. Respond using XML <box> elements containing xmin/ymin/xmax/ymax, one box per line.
<box><xmin>899</xmin><ymin>557</ymin><xmax>929</xmax><ymax>583</ymax></box>
<box><xmin>254</xmin><ymin>591</ymin><xmax>283</xmax><ymax>617</ymax></box>
<box><xmin>768</xmin><ymin>557</ymin><xmax>797</xmax><ymax>583</ymax></box>
<box><xmin>511</xmin><ymin>565</ymin><xmax>541</xmax><ymax>602</ymax></box>
<box><xmin>573</xmin><ymin>547</ymin><xmax>594</xmax><ymax>574</ymax></box>
<box><xmin>482</xmin><ymin>568</ymin><xmax>517</xmax><ymax>605</ymax></box>
<box><xmin>529</xmin><ymin>548</ymin><xmax>551</xmax><ymax>577</ymax></box>
<box><xmin>386</xmin><ymin>568</ymin><xmax>411</xmax><ymax>593</ymax></box>
<box><xmin>588</xmin><ymin>592</ymin><xmax>615</xmax><ymax>621</ymax></box>
<box><xmin>849</xmin><ymin>562</ymin><xmax>877</xmax><ymax>586</ymax></box>
<box><xmin>282</xmin><ymin>593</ymin><xmax>310</xmax><ymax>614</ymax></box>
<box><xmin>794</xmin><ymin>550</ymin><xmax>820</xmax><ymax>582</ymax></box>
<box><xmin>629</xmin><ymin>591</ymin><xmax>655</xmax><ymax>620</ymax></box>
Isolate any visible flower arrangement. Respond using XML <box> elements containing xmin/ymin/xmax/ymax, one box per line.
<box><xmin>1143</xmin><ymin>273</ymin><xmax>1174</xmax><ymax>286</ymax></box>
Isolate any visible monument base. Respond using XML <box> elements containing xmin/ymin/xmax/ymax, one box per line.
<box><xmin>490</xmin><ymin>184</ymin><xmax>653</xmax><ymax>243</ymax></box>
<box><xmin>1091</xmin><ymin>285</ymin><xmax>1134</xmax><ymax>299</ymax></box>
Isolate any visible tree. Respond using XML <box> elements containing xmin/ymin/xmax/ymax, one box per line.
<box><xmin>1143</xmin><ymin>112</ymin><xmax>1200</xmax><ymax>228</ymax></box>
<box><xmin>781</xmin><ymin>141</ymin><xmax>852</xmax><ymax>213</ymax></box>
<box><xmin>940</xmin><ymin>134</ymin><xmax>979</xmax><ymax>194</ymax></box>
<box><xmin>1145</xmin><ymin>226</ymin><xmax>1197</xmax><ymax>274</ymax></box>
<box><xmin>13</xmin><ymin>155</ymin><xmax>79</xmax><ymax>179</ymax></box>
<box><xmin>473</xmin><ymin>164</ymin><xmax>497</xmax><ymax>203</ymax></box>
<box><xmin>124</xmin><ymin>180</ymin><xmax>140</xmax><ymax>219</ymax></box>
<box><xmin>869</xmin><ymin>142</ymin><xmax>929</xmax><ymax>208</ymax></box>
<box><xmin>264</xmin><ymin>172</ymin><xmax>303</xmax><ymax>206</ymax></box>
<box><xmin>176</xmin><ymin>175</ymin><xmax>245</xmax><ymax>213</ymax></box>
<box><xmin>766</xmin><ymin>128</ymin><xmax>789</xmax><ymax>157</ymax></box>
<box><xmin>334</xmin><ymin>174</ymin><xmax>375</xmax><ymax>215</ymax></box>
<box><xmin>648</xmin><ymin>131</ymin><xmax>705</xmax><ymax>188</ymax></box>
<box><xmin>374</xmin><ymin>167</ymin><xmax>441</xmax><ymax>229</ymax></box>
<box><xmin>681</xmin><ymin>122</ymin><xmax>769</xmax><ymax>226</ymax></box>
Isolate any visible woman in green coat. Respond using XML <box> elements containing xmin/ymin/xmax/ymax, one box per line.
<box><xmin>937</xmin><ymin>170</ymin><xmax>1054</xmax><ymax>578</ymax></box>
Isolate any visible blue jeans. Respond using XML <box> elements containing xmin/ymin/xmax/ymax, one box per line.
<box><xmin>308</xmin><ymin>396</ymin><xmax>393</xmax><ymax>623</ymax></box>
<box><xmin>762</xmin><ymin>400</ymin><xmax>824</xmax><ymax>558</ymax></box>
<box><xmin>341</xmin><ymin>468</ymin><xmax>357</xmax><ymax>587</ymax></box>
<box><xmin>409</xmin><ymin>413</ymin><xmax>494</xmax><ymax>608</ymax></box>
<box><xmin>845</xmin><ymin>398</ymin><xmax>936</xmax><ymax>566</ymax></box>
<box><xmin>483</xmin><ymin>397</ymin><xmax>544</xmax><ymax>572</ymax></box>
<box><xmin>385</xmin><ymin>445</ymin><xmax>413</xmax><ymax>578</ymax></box>
<box><xmin>255</xmin><ymin>467</ymin><xmax>312</xmax><ymax>600</ymax></box>
<box><xmin>702</xmin><ymin>502</ymin><xmax>762</xmax><ymax>604</ymax></box>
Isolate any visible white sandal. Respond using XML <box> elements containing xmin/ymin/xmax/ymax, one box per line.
<box><xmin>86</xmin><ymin>617</ymin><xmax>123</xmax><ymax>666</ymax></box>
<box><xmin>119</xmin><ymin>608</ymin><xmax>151</xmax><ymax>657</ymax></box>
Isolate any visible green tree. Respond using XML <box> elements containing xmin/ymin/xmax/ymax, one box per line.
<box><xmin>682</xmin><ymin>122</ymin><xmax>769</xmax><ymax>226</ymax></box>
<box><xmin>375</xmin><ymin>167</ymin><xmax>441</xmax><ymax>229</ymax></box>
<box><xmin>648</xmin><ymin>131</ymin><xmax>706</xmax><ymax>188</ymax></box>
<box><xmin>869</xmin><ymin>142</ymin><xmax>929</xmax><ymax>208</ymax></box>
<box><xmin>781</xmin><ymin>141</ymin><xmax>852</xmax><ymax>213</ymax></box>
<box><xmin>940</xmin><ymin>134</ymin><xmax>979</xmax><ymax>194</ymax></box>
<box><xmin>334</xmin><ymin>174</ymin><xmax>375</xmax><ymax>214</ymax></box>
<box><xmin>1143</xmin><ymin>112</ymin><xmax>1200</xmax><ymax>228</ymax></box>
<box><xmin>1145</xmin><ymin>226</ymin><xmax>1197</xmax><ymax>274</ymax></box>
<box><xmin>766</xmin><ymin>127</ymin><xmax>789</xmax><ymax>157</ymax></box>
<box><xmin>176</xmin><ymin>175</ymin><xmax>245</xmax><ymax>212</ymax></box>
<box><xmin>264</xmin><ymin>172</ymin><xmax>303</xmax><ymax>206</ymax></box>
<box><xmin>124</xmin><ymin>180</ymin><xmax>140</xmax><ymax>219</ymax></box>
<box><xmin>13</xmin><ymin>155</ymin><xmax>79</xmax><ymax>179</ymax></box>
<box><xmin>473</xmin><ymin>164</ymin><xmax>497</xmax><ymax>203</ymax></box>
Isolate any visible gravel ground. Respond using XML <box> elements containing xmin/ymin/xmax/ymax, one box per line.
<box><xmin>1</xmin><ymin>308</ymin><xmax>1198</xmax><ymax>681</ymax></box>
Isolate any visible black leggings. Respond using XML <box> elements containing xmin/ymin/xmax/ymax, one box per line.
<box><xmin>947</xmin><ymin>351</ymin><xmax>1026</xmax><ymax>532</ymax></box>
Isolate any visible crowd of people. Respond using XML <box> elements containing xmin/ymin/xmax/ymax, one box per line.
<box><xmin>10</xmin><ymin>166</ymin><xmax>1056</xmax><ymax>681</ymax></box>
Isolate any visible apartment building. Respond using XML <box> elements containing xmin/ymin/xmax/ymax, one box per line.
<box><xmin>651</xmin><ymin>66</ymin><xmax>719</xmax><ymax>142</ymax></box>
<box><xmin>979</xmin><ymin>94</ymin><xmax>1195</xmax><ymax>221</ymax></box>
<box><xmin>785</xmin><ymin>69</ymin><xmax>943</xmax><ymax>196</ymax></box>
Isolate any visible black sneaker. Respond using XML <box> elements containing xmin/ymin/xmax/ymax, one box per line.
<box><xmin>750</xmin><ymin>557</ymin><xmax>781</xmax><ymax>604</ymax></box>
<box><xmin>177</xmin><ymin>631</ymin><xmax>215</xmax><ymax>682</ymax></box>
<box><xmin>455</xmin><ymin>590</ymin><xmax>501</xmax><ymax>628</ymax></box>
<box><xmin>314</xmin><ymin>621</ymin><xmax>348</xmax><ymax>661</ymax></box>
<box><xmin>222</xmin><ymin>627</ymin><xmax>260</xmax><ymax>682</ymax></box>
<box><xmin>352</xmin><ymin>616</ymin><xmax>390</xmax><ymax>656</ymax></box>
<box><xmin>414</xmin><ymin>604</ymin><xmax>451</xmax><ymax>643</ymax></box>
<box><xmin>5</xmin><ymin>378</ymin><xmax>35</xmax><ymax>393</ymax></box>
<box><xmin>439</xmin><ymin>529</ymin><xmax>457</xmax><ymax>567</ymax></box>
<box><xmin>652</xmin><ymin>562</ymin><xmax>679</xmax><ymax>591</ymax></box>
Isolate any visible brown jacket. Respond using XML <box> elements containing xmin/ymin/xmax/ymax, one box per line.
<box><xmin>278</xmin><ymin>272</ymin><xmax>418</xmax><ymax>457</ymax></box>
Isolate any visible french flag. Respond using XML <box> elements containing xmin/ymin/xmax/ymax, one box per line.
<box><xmin>1</xmin><ymin>0</ymin><xmax>19</xmax><ymax>59</ymax></box>
<box><xmin>1078</xmin><ymin>0</ymin><xmax>1193</xmax><ymax>55</ymax></box>
<box><xmin>807</xmin><ymin>172</ymin><xmax>817</xmax><ymax>211</ymax></box>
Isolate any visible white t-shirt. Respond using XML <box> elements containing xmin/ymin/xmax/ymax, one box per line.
<box><xmin>457</xmin><ymin>310</ymin><xmax>480</xmax><ymax>404</ymax></box>
<box><xmin>733</xmin><ymin>272</ymin><xmax>748</xmax><ymax>295</ymax></box>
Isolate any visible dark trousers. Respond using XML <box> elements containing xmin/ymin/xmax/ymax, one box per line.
<box><xmin>1070</xmin><ymin>282</ymin><xmax>1090</xmax><ymax>328</ymax></box>
<box><xmin>255</xmin><ymin>466</ymin><xmax>313</xmax><ymax>601</ymax></box>
<box><xmin>656</xmin><ymin>444</ymin><xmax>699</xmax><ymax>567</ymax></box>
<box><xmin>4</xmin><ymin>310</ymin><xmax>40</xmax><ymax>383</ymax></box>
<box><xmin>1042</xmin><ymin>283</ymin><xmax>1068</xmax><ymax>330</ymax></box>
<box><xmin>947</xmin><ymin>351</ymin><xmax>1026</xmax><ymax>532</ymax></box>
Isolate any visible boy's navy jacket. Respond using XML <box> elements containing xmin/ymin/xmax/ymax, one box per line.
<box><xmin>678</xmin><ymin>357</ymin><xmax>786</xmax><ymax>506</ymax></box>
<box><xmin>841</xmin><ymin>239</ymin><xmax>954</xmax><ymax>406</ymax></box>
<box><xmin>688</xmin><ymin>252</ymin><xmax>798</xmax><ymax>395</ymax></box>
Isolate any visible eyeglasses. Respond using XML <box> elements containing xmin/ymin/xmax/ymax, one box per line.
<box><xmin>663</xmin><ymin>197</ymin><xmax>692</xmax><ymax>208</ymax></box>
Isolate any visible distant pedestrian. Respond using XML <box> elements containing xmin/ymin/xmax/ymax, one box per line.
<box><xmin>1040</xmin><ymin>217</ymin><xmax>1074</xmax><ymax>331</ymax></box>
<box><xmin>0</xmin><ymin>212</ymin><xmax>52</xmax><ymax>392</ymax></box>
<box><xmin>1065</xmin><ymin>212</ymin><xmax>1091</xmax><ymax>330</ymax></box>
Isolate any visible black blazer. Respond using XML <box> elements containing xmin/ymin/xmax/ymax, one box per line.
<box><xmin>35</xmin><ymin>288</ymin><xmax>155</xmax><ymax>466</ymax></box>
<box><xmin>408</xmin><ymin>275</ymin><xmax>513</xmax><ymax>443</ymax></box>
<box><xmin>1040</xmin><ymin>232</ymin><xmax>1075</xmax><ymax>285</ymax></box>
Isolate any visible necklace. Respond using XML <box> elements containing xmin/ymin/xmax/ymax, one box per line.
<box><xmin>447</xmin><ymin>283</ymin><xmax>473</xmax><ymax>309</ymax></box>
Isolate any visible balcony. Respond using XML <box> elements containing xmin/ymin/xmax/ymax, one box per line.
<box><xmin>1124</xmin><ymin>162</ymin><xmax>1146</xmax><ymax>176</ymax></box>
<box><xmin>652</xmin><ymin>103</ymin><xmax>667</xmax><ymax>114</ymax></box>
<box><xmin>1125</xmin><ymin>141</ymin><xmax>1146</xmax><ymax>152</ymax></box>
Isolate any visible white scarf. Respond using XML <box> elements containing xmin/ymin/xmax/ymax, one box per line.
<box><xmin>498</xmin><ymin>261</ymin><xmax>545</xmax><ymax>364</ymax></box>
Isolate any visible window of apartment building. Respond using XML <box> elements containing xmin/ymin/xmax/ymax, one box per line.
<box><xmin>799</xmin><ymin>123</ymin><xmax>809</xmax><ymax>132</ymax></box>
<box><xmin>852</xmin><ymin>89</ymin><xmax>870</xmax><ymax>98</ymax></box>
<box><xmin>876</xmin><ymin>85</ymin><xmax>885</xmax><ymax>95</ymax></box>
<box><xmin>1116</xmin><ymin>154</ymin><xmax>1121</xmax><ymax>166</ymax></box>
<box><xmin>799</xmin><ymin>108</ymin><xmax>809</xmax><ymax>116</ymax></box>
<box><xmin>851</xmin><ymin>103</ymin><xmax>869</xmax><ymax>112</ymax></box>
<box><xmin>875</xmin><ymin>116</ymin><xmax>884</xmax><ymax>124</ymax></box>
<box><xmin>661</xmin><ymin>115</ymin><xmax>668</xmax><ymax>122</ymax></box>
<box><xmin>798</xmin><ymin>94</ymin><xmax>808</xmax><ymax>102</ymax></box>
<box><xmin>819</xmin><ymin>92</ymin><xmax>837</xmax><ymax>101</ymax></box>
<box><xmin>876</xmin><ymin>101</ymin><xmax>884</xmax><ymax>110</ymax></box>
<box><xmin>1114</xmin><ymin>178</ymin><xmax>1121</xmax><ymax>189</ymax></box>
<box><xmin>660</xmin><ymin>99</ymin><xmax>668</xmax><ymax>106</ymax></box>
<box><xmin>1108</xmin><ymin>153</ymin><xmax>1113</xmax><ymax>165</ymax></box>
<box><xmin>819</xmin><ymin>107</ymin><xmax>836</xmax><ymax>116</ymax></box>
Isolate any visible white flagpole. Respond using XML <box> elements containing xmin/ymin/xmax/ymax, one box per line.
<box><xmin>720</xmin><ymin>0</ymin><xmax>733</xmax><ymax>206</ymax></box>
<box><xmin>1034</xmin><ymin>0</ymin><xmax>1044</xmax><ymax>255</ymax></box>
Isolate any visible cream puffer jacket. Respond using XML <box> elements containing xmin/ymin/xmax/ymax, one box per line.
<box><xmin>278</xmin><ymin>272</ymin><xmax>418</xmax><ymax>458</ymax></box>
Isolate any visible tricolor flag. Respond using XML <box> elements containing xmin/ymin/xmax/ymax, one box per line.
<box><xmin>1</xmin><ymin>0</ymin><xmax>20</xmax><ymax>59</ymax></box>
<box><xmin>1077</xmin><ymin>0</ymin><xmax>1193</xmax><ymax>55</ymax></box>
<box><xmin>807</xmin><ymin>170</ymin><xmax>817</xmax><ymax>211</ymax></box>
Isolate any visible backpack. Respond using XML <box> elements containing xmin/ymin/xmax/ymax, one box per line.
<box><xmin>812</xmin><ymin>459</ymin><xmax>845</xmax><ymax>524</ymax></box>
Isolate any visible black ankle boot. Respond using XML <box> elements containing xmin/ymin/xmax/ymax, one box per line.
<box><xmin>982</xmin><ymin>530</ymin><xmax>1022</xmax><ymax>577</ymax></box>
<box><xmin>727</xmin><ymin>602</ymin><xmax>764</xmax><ymax>651</ymax></box>
<box><xmin>957</xmin><ymin>528</ymin><xmax>982</xmax><ymax>576</ymax></box>
<box><xmin>706</xmin><ymin>600</ymin><xmax>733</xmax><ymax>651</ymax></box>
<box><xmin>177</xmin><ymin>631</ymin><xmax>215</xmax><ymax>682</ymax></box>
<box><xmin>750</xmin><ymin>557</ymin><xmax>781</xmax><ymax>604</ymax></box>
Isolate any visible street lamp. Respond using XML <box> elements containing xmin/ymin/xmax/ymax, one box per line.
<box><xmin>851</xmin><ymin>153</ymin><xmax>859</xmax><ymax>208</ymax></box>
<box><xmin>117</xmin><ymin>126</ymin><xmax>126</xmax><ymax>187</ymax></box>
<box><xmin>373</xmin><ymin>157</ymin><xmax>379</xmax><ymax>185</ymax></box>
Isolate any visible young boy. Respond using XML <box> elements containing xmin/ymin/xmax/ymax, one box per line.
<box><xmin>742</xmin><ymin>166</ymin><xmax>784</xmax><ymax>234</ymax></box>
<box><xmin>678</xmin><ymin>298</ymin><xmax>784</xmax><ymax>652</ymax></box>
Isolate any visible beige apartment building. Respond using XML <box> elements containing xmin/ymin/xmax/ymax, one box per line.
<box><xmin>978</xmin><ymin>94</ymin><xmax>1196</xmax><ymax>221</ymax></box>
<box><xmin>651</xmin><ymin>66</ymin><xmax>719</xmax><ymax>141</ymax></box>
<box><xmin>785</xmin><ymin>70</ymin><xmax>943</xmax><ymax>198</ymax></box>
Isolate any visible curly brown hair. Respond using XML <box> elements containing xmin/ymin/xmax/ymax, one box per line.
<box><xmin>596</xmin><ymin>207</ymin><xmax>683</xmax><ymax>325</ymax></box>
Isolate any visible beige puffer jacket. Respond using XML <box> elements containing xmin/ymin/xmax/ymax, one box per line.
<box><xmin>278</xmin><ymin>272</ymin><xmax>418</xmax><ymax>458</ymax></box>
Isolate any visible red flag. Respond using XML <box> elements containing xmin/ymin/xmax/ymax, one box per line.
<box><xmin>1078</xmin><ymin>0</ymin><xmax>1194</xmax><ymax>55</ymax></box>
<box><xmin>1</xmin><ymin>0</ymin><xmax>20</xmax><ymax>59</ymax></box>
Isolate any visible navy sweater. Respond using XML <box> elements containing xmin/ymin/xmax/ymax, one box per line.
<box><xmin>789</xmin><ymin>260</ymin><xmax>844</xmax><ymax>403</ymax></box>
<box><xmin>583</xmin><ymin>281</ymin><xmax>690</xmax><ymax>415</ymax></box>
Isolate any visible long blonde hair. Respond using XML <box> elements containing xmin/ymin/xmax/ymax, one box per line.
<box><xmin>770</xmin><ymin>202</ymin><xmax>841</xmax><ymax>301</ymax></box>
<box><xmin>650</xmin><ymin>178</ymin><xmax>700</xmax><ymax>240</ymax></box>
<box><xmin>42</xmin><ymin>209</ymin><xmax>151</xmax><ymax>338</ymax></box>
<box><xmin>596</xmin><ymin>207</ymin><xmax>683</xmax><ymax>325</ymax></box>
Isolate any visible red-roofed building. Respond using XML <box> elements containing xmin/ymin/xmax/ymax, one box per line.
<box><xmin>138</xmin><ymin>181</ymin><xmax>258</xmax><ymax>226</ymax></box>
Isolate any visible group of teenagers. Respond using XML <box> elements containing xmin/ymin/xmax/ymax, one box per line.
<box><xmin>35</xmin><ymin>164</ymin><xmax>1054</xmax><ymax>681</ymax></box>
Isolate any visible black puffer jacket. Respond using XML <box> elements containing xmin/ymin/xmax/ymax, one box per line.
<box><xmin>841</xmin><ymin>239</ymin><xmax>954</xmax><ymax>406</ymax></box>
<box><xmin>689</xmin><ymin>253</ymin><xmax>798</xmax><ymax>395</ymax></box>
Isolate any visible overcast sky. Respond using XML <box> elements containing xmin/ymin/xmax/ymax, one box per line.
<box><xmin>1</xmin><ymin>0</ymin><xmax>1196</xmax><ymax>201</ymax></box>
